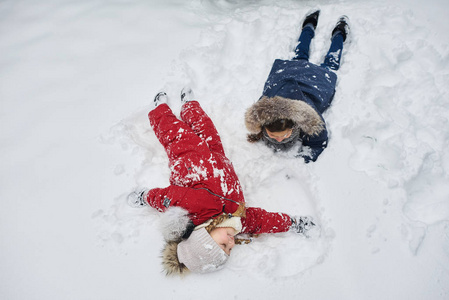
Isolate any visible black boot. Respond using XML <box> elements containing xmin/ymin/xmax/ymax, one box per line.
<box><xmin>331</xmin><ymin>15</ymin><xmax>350</xmax><ymax>42</ymax></box>
<box><xmin>153</xmin><ymin>91</ymin><xmax>168</xmax><ymax>107</ymax></box>
<box><xmin>302</xmin><ymin>9</ymin><xmax>320</xmax><ymax>30</ymax></box>
<box><xmin>180</xmin><ymin>87</ymin><xmax>195</xmax><ymax>103</ymax></box>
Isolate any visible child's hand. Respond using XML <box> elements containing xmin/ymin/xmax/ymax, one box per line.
<box><xmin>290</xmin><ymin>216</ymin><xmax>321</xmax><ymax>238</ymax></box>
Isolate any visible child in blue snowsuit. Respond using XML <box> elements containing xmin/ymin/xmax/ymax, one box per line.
<box><xmin>245</xmin><ymin>10</ymin><xmax>349</xmax><ymax>163</ymax></box>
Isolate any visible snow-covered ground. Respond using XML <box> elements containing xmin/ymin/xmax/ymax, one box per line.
<box><xmin>1</xmin><ymin>0</ymin><xmax>448</xmax><ymax>299</ymax></box>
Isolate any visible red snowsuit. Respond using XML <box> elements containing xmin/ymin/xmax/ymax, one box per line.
<box><xmin>146</xmin><ymin>102</ymin><xmax>292</xmax><ymax>234</ymax></box>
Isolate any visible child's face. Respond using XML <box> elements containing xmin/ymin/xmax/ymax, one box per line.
<box><xmin>266</xmin><ymin>128</ymin><xmax>293</xmax><ymax>142</ymax></box>
<box><xmin>209</xmin><ymin>227</ymin><xmax>235</xmax><ymax>255</ymax></box>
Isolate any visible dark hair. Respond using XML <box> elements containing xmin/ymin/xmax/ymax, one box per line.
<box><xmin>247</xmin><ymin>132</ymin><xmax>263</xmax><ymax>143</ymax></box>
<box><xmin>246</xmin><ymin>119</ymin><xmax>294</xmax><ymax>143</ymax></box>
<box><xmin>264</xmin><ymin>119</ymin><xmax>294</xmax><ymax>132</ymax></box>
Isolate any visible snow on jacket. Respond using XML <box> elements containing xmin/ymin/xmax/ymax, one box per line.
<box><xmin>245</xmin><ymin>59</ymin><xmax>337</xmax><ymax>162</ymax></box>
<box><xmin>146</xmin><ymin>102</ymin><xmax>292</xmax><ymax>234</ymax></box>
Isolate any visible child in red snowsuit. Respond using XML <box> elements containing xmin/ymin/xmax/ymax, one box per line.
<box><xmin>128</xmin><ymin>91</ymin><xmax>316</xmax><ymax>275</ymax></box>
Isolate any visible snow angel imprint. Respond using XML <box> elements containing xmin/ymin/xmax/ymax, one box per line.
<box><xmin>245</xmin><ymin>10</ymin><xmax>350</xmax><ymax>163</ymax></box>
<box><xmin>128</xmin><ymin>90</ymin><xmax>317</xmax><ymax>275</ymax></box>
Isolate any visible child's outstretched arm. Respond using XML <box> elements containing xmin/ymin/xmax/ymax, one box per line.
<box><xmin>299</xmin><ymin>126</ymin><xmax>328</xmax><ymax>163</ymax></box>
<box><xmin>240</xmin><ymin>207</ymin><xmax>292</xmax><ymax>234</ymax></box>
<box><xmin>145</xmin><ymin>185</ymin><xmax>225</xmax><ymax>226</ymax></box>
<box><xmin>180</xmin><ymin>101</ymin><xmax>226</xmax><ymax>156</ymax></box>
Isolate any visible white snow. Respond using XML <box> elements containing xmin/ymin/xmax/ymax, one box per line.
<box><xmin>1</xmin><ymin>0</ymin><xmax>449</xmax><ymax>299</ymax></box>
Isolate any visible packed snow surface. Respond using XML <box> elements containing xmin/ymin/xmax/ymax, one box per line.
<box><xmin>1</xmin><ymin>0</ymin><xmax>448</xmax><ymax>299</ymax></box>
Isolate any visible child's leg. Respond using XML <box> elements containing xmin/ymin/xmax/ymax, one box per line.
<box><xmin>149</xmin><ymin>104</ymin><xmax>210</xmax><ymax>162</ymax></box>
<box><xmin>180</xmin><ymin>101</ymin><xmax>226</xmax><ymax>156</ymax></box>
<box><xmin>292</xmin><ymin>25</ymin><xmax>315</xmax><ymax>61</ymax></box>
<box><xmin>321</xmin><ymin>32</ymin><xmax>344</xmax><ymax>71</ymax></box>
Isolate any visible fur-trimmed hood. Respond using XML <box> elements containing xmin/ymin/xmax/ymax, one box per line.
<box><xmin>159</xmin><ymin>206</ymin><xmax>193</xmax><ymax>242</ymax></box>
<box><xmin>161</xmin><ymin>241</ymin><xmax>189</xmax><ymax>276</ymax></box>
<box><xmin>245</xmin><ymin>96</ymin><xmax>324</xmax><ymax>136</ymax></box>
<box><xmin>160</xmin><ymin>207</ymin><xmax>192</xmax><ymax>276</ymax></box>
<box><xmin>160</xmin><ymin>207</ymin><xmax>231</xmax><ymax>276</ymax></box>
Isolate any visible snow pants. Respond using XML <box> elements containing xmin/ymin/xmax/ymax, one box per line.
<box><xmin>149</xmin><ymin>101</ymin><xmax>226</xmax><ymax>165</ymax></box>
<box><xmin>293</xmin><ymin>25</ymin><xmax>344</xmax><ymax>71</ymax></box>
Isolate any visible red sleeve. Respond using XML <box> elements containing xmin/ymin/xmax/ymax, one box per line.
<box><xmin>146</xmin><ymin>187</ymin><xmax>174</xmax><ymax>212</ymax></box>
<box><xmin>180</xmin><ymin>101</ymin><xmax>225</xmax><ymax>156</ymax></box>
<box><xmin>148</xmin><ymin>104</ymin><xmax>211</xmax><ymax>162</ymax></box>
<box><xmin>145</xmin><ymin>186</ymin><xmax>223</xmax><ymax>226</ymax></box>
<box><xmin>240</xmin><ymin>207</ymin><xmax>292</xmax><ymax>234</ymax></box>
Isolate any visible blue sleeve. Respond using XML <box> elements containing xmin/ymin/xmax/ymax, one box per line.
<box><xmin>297</xmin><ymin>127</ymin><xmax>328</xmax><ymax>163</ymax></box>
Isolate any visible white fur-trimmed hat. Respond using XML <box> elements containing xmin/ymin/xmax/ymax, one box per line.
<box><xmin>177</xmin><ymin>228</ymin><xmax>228</xmax><ymax>273</ymax></box>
